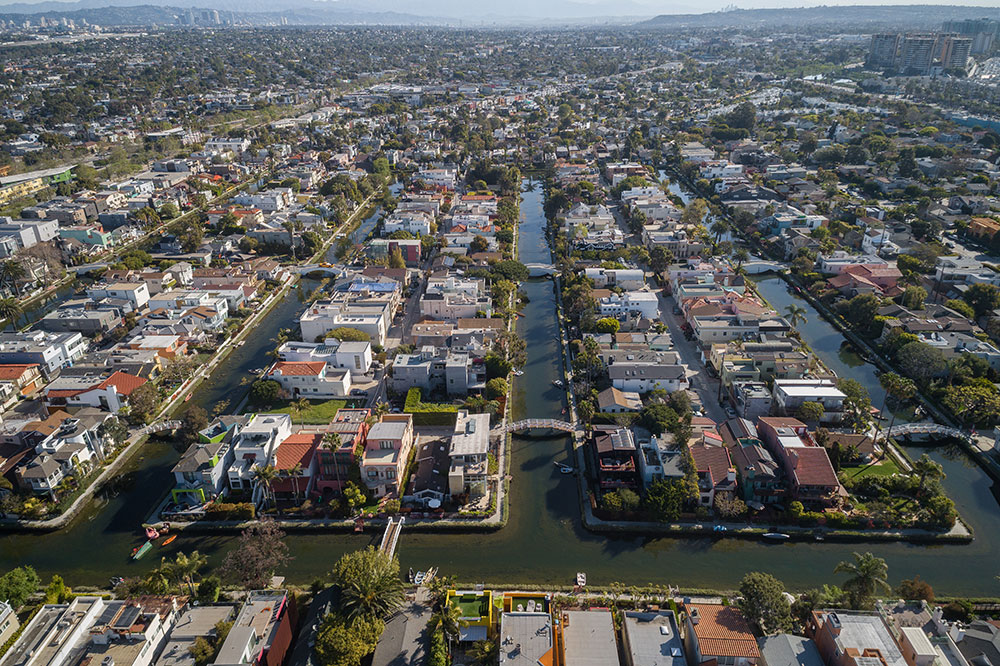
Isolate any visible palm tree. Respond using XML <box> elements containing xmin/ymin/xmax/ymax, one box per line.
<box><xmin>252</xmin><ymin>464</ymin><xmax>278</xmax><ymax>510</ymax></box>
<box><xmin>784</xmin><ymin>304</ymin><xmax>807</xmax><ymax>327</ymax></box>
<box><xmin>0</xmin><ymin>259</ymin><xmax>27</xmax><ymax>296</ymax></box>
<box><xmin>372</xmin><ymin>401</ymin><xmax>390</xmax><ymax>421</ymax></box>
<box><xmin>322</xmin><ymin>432</ymin><xmax>344</xmax><ymax>489</ymax></box>
<box><xmin>468</xmin><ymin>639</ymin><xmax>499</xmax><ymax>666</ymax></box>
<box><xmin>289</xmin><ymin>463</ymin><xmax>304</xmax><ymax>506</ymax></box>
<box><xmin>734</xmin><ymin>248</ymin><xmax>750</xmax><ymax>272</ymax></box>
<box><xmin>834</xmin><ymin>552</ymin><xmax>891</xmax><ymax>609</ymax></box>
<box><xmin>430</xmin><ymin>602</ymin><xmax>465</xmax><ymax>646</ymax></box>
<box><xmin>910</xmin><ymin>454</ymin><xmax>944</xmax><ymax>496</ymax></box>
<box><xmin>290</xmin><ymin>397</ymin><xmax>311</xmax><ymax>423</ymax></box>
<box><xmin>0</xmin><ymin>297</ymin><xmax>22</xmax><ymax>330</ymax></box>
<box><xmin>163</xmin><ymin>550</ymin><xmax>208</xmax><ymax>596</ymax></box>
<box><xmin>877</xmin><ymin>373</ymin><xmax>916</xmax><ymax>446</ymax></box>
<box><xmin>340</xmin><ymin>552</ymin><xmax>406</xmax><ymax>621</ymax></box>
<box><xmin>710</xmin><ymin>219</ymin><xmax>730</xmax><ymax>246</ymax></box>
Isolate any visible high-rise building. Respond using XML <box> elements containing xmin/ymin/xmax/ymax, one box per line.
<box><xmin>942</xmin><ymin>18</ymin><xmax>998</xmax><ymax>55</ymax></box>
<box><xmin>867</xmin><ymin>33</ymin><xmax>901</xmax><ymax>68</ymax></box>
<box><xmin>899</xmin><ymin>33</ymin><xmax>938</xmax><ymax>75</ymax></box>
<box><xmin>939</xmin><ymin>34</ymin><xmax>974</xmax><ymax>70</ymax></box>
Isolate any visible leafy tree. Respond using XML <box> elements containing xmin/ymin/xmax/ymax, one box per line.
<box><xmin>837</xmin><ymin>379</ymin><xmax>872</xmax><ymax>432</ymax></box>
<box><xmin>680</xmin><ymin>199</ymin><xmax>708</xmax><ymax>227</ymax></box>
<box><xmin>943</xmin><ymin>384</ymin><xmax>1000</xmax><ymax>427</ymax></box>
<box><xmin>127</xmin><ymin>382</ymin><xmax>160</xmax><ymax>424</ymax></box>
<box><xmin>578</xmin><ymin>400</ymin><xmax>595</xmax><ymax>424</ymax></box>
<box><xmin>896</xmin><ymin>341</ymin><xmax>948</xmax><ymax>384</ymax></box>
<box><xmin>0</xmin><ymin>566</ymin><xmax>40</xmax><ymax>608</ymax></box>
<box><xmin>945</xmin><ymin>299</ymin><xmax>975</xmax><ymax>319</ymax></box>
<box><xmin>180</xmin><ymin>406</ymin><xmax>209</xmax><ymax>444</ymax></box>
<box><xmin>738</xmin><ymin>572</ymin><xmax>793</xmax><ymax>634</ymax></box>
<box><xmin>795</xmin><ymin>401</ymin><xmax>825</xmax><ymax>423</ymax></box>
<box><xmin>963</xmin><ymin>283</ymin><xmax>1000</xmax><ymax>318</ymax></box>
<box><xmin>197</xmin><ymin>576</ymin><xmax>222</xmax><ymax>603</ymax></box>
<box><xmin>44</xmin><ymin>574</ymin><xmax>70</xmax><ymax>604</ymax></box>
<box><xmin>649</xmin><ymin>246</ymin><xmax>673</xmax><ymax>276</ymax></box>
<box><xmin>219</xmin><ymin>521</ymin><xmax>290</xmax><ymax>589</ymax></box>
<box><xmin>325</xmin><ymin>327</ymin><xmax>370</xmax><ymax>342</ymax></box>
<box><xmin>388</xmin><ymin>246</ymin><xmax>405</xmax><ymax>269</ymax></box>
<box><xmin>639</xmin><ymin>403</ymin><xmax>679</xmax><ymax>436</ymax></box>
<box><xmin>713</xmin><ymin>490</ymin><xmax>747</xmax><ymax>519</ymax></box>
<box><xmin>644</xmin><ymin>478</ymin><xmax>691</xmax><ymax>522</ymax></box>
<box><xmin>428</xmin><ymin>626</ymin><xmax>449</xmax><ymax>666</ymax></box>
<box><xmin>727</xmin><ymin>101</ymin><xmax>757</xmax><ymax>130</ymax></box>
<box><xmin>595</xmin><ymin>317</ymin><xmax>621</xmax><ymax>334</ymax></box>
<box><xmin>897</xmin><ymin>576</ymin><xmax>934</xmax><ymax>602</ymax></box>
<box><xmin>485</xmin><ymin>353</ymin><xmax>513</xmax><ymax>380</ymax></box>
<box><xmin>901</xmin><ymin>285</ymin><xmax>927</xmax><ymax>310</ymax></box>
<box><xmin>792</xmin><ymin>585</ymin><xmax>848</xmax><ymax>626</ymax></box>
<box><xmin>485</xmin><ymin>377</ymin><xmax>508</xmax><ymax>400</ymax></box>
<box><xmin>0</xmin><ymin>297</ymin><xmax>23</xmax><ymax>327</ymax></box>
<box><xmin>834</xmin><ymin>552</ymin><xmax>890</xmax><ymax>609</ymax></box>
<box><xmin>249</xmin><ymin>379</ymin><xmax>282</xmax><ymax>405</ymax></box>
<box><xmin>314</xmin><ymin>613</ymin><xmax>384</xmax><ymax>666</ymax></box>
<box><xmin>491</xmin><ymin>260</ymin><xmax>530</xmax><ymax>282</ymax></box>
<box><xmin>342</xmin><ymin>481</ymin><xmax>367</xmax><ymax>513</ymax></box>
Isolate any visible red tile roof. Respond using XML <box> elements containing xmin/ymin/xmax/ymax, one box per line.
<box><xmin>0</xmin><ymin>364</ymin><xmax>37</xmax><ymax>381</ymax></box>
<box><xmin>788</xmin><ymin>446</ymin><xmax>839</xmax><ymax>488</ymax></box>
<box><xmin>689</xmin><ymin>443</ymin><xmax>734</xmax><ymax>488</ymax></box>
<box><xmin>684</xmin><ymin>604</ymin><xmax>760</xmax><ymax>659</ymax></box>
<box><xmin>273</xmin><ymin>361</ymin><xmax>325</xmax><ymax>377</ymax></box>
<box><xmin>274</xmin><ymin>433</ymin><xmax>321</xmax><ymax>471</ymax></box>
<box><xmin>98</xmin><ymin>371</ymin><xmax>148</xmax><ymax>396</ymax></box>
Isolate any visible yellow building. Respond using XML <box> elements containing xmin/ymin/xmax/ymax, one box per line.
<box><xmin>0</xmin><ymin>177</ymin><xmax>44</xmax><ymax>206</ymax></box>
<box><xmin>446</xmin><ymin>589</ymin><xmax>494</xmax><ymax>641</ymax></box>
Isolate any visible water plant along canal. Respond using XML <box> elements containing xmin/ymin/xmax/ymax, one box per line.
<box><xmin>1</xmin><ymin>182</ymin><xmax>999</xmax><ymax>595</ymax></box>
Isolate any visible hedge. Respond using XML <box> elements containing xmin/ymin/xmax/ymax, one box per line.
<box><xmin>404</xmin><ymin>388</ymin><xmax>458</xmax><ymax>426</ymax></box>
<box><xmin>204</xmin><ymin>502</ymin><xmax>255</xmax><ymax>520</ymax></box>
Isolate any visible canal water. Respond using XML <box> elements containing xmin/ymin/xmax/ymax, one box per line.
<box><xmin>4</xmin><ymin>184</ymin><xmax>1000</xmax><ymax>596</ymax></box>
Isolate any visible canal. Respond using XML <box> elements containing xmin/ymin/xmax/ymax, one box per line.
<box><xmin>3</xmin><ymin>183</ymin><xmax>1000</xmax><ymax>596</ymax></box>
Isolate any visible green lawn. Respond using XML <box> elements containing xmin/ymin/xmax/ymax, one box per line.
<box><xmin>264</xmin><ymin>399</ymin><xmax>348</xmax><ymax>424</ymax></box>
<box><xmin>841</xmin><ymin>458</ymin><xmax>900</xmax><ymax>479</ymax></box>
<box><xmin>452</xmin><ymin>594</ymin><xmax>489</xmax><ymax>619</ymax></box>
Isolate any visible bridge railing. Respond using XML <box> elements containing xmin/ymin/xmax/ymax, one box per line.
<box><xmin>887</xmin><ymin>423</ymin><xmax>971</xmax><ymax>442</ymax></box>
<box><xmin>495</xmin><ymin>418</ymin><xmax>577</xmax><ymax>434</ymax></box>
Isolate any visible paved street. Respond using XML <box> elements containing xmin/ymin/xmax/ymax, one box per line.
<box><xmin>654</xmin><ymin>289</ymin><xmax>730</xmax><ymax>424</ymax></box>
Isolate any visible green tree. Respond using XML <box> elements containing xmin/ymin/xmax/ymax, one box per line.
<box><xmin>595</xmin><ymin>317</ymin><xmax>621</xmax><ymax>334</ymax></box>
<box><xmin>963</xmin><ymin>283</ymin><xmax>1000</xmax><ymax>318</ymax></box>
<box><xmin>649</xmin><ymin>246</ymin><xmax>673</xmax><ymax>276</ymax></box>
<box><xmin>897</xmin><ymin>576</ymin><xmax>934</xmax><ymax>602</ymax></box>
<box><xmin>901</xmin><ymin>285</ymin><xmax>927</xmax><ymax>310</ymax></box>
<box><xmin>0</xmin><ymin>297</ymin><xmax>23</xmax><ymax>328</ymax></box>
<box><xmin>639</xmin><ymin>403</ymin><xmax>679</xmax><ymax>436</ymax></box>
<box><xmin>910</xmin><ymin>454</ymin><xmax>944</xmax><ymax>496</ymax></box>
<box><xmin>485</xmin><ymin>377</ymin><xmax>508</xmax><ymax>400</ymax></box>
<box><xmin>325</xmin><ymin>327</ymin><xmax>370</xmax><ymax>342</ymax></box>
<box><xmin>126</xmin><ymin>382</ymin><xmax>160</xmax><ymax>425</ymax></box>
<box><xmin>837</xmin><ymin>378</ymin><xmax>872</xmax><ymax>433</ymax></box>
<box><xmin>897</xmin><ymin>341</ymin><xmax>948</xmax><ymax>384</ymax></box>
<box><xmin>834</xmin><ymin>552</ymin><xmax>890</xmax><ymax>609</ymax></box>
<box><xmin>331</xmin><ymin>547</ymin><xmax>405</xmax><ymax>622</ymax></box>
<box><xmin>944</xmin><ymin>299</ymin><xmax>975</xmax><ymax>319</ymax></box>
<box><xmin>795</xmin><ymin>401</ymin><xmax>825</xmax><ymax>423</ymax></box>
<box><xmin>468</xmin><ymin>639</ymin><xmax>499</xmax><ymax>666</ymax></box>
<box><xmin>388</xmin><ymin>246</ymin><xmax>406</xmax><ymax>269</ymax></box>
<box><xmin>737</xmin><ymin>572</ymin><xmax>793</xmax><ymax>635</ymax></box>
<box><xmin>784</xmin><ymin>304</ymin><xmax>807</xmax><ymax>327</ymax></box>
<box><xmin>44</xmin><ymin>574</ymin><xmax>69</xmax><ymax>603</ymax></box>
<box><xmin>644</xmin><ymin>478</ymin><xmax>691</xmax><ymax>522</ymax></box>
<box><xmin>314</xmin><ymin>613</ymin><xmax>384</xmax><ymax>666</ymax></box>
<box><xmin>485</xmin><ymin>353</ymin><xmax>513</xmax><ymax>379</ymax></box>
<box><xmin>249</xmin><ymin>379</ymin><xmax>282</xmax><ymax>405</ymax></box>
<box><xmin>0</xmin><ymin>566</ymin><xmax>40</xmax><ymax>608</ymax></box>
<box><xmin>943</xmin><ymin>384</ymin><xmax>1000</xmax><ymax>427</ymax></box>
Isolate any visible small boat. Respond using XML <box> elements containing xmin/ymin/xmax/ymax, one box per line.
<box><xmin>408</xmin><ymin>567</ymin><xmax>414</xmax><ymax>583</ymax></box>
<box><xmin>554</xmin><ymin>462</ymin><xmax>573</xmax><ymax>474</ymax></box>
<box><xmin>552</xmin><ymin>379</ymin><xmax>564</xmax><ymax>388</ymax></box>
<box><xmin>109</xmin><ymin>576</ymin><xmax>125</xmax><ymax>587</ymax></box>
<box><xmin>513</xmin><ymin>370</ymin><xmax>524</xmax><ymax>376</ymax></box>
<box><xmin>184</xmin><ymin>394</ymin><xmax>192</xmax><ymax>402</ymax></box>
<box><xmin>145</xmin><ymin>527</ymin><xmax>160</xmax><ymax>540</ymax></box>
<box><xmin>132</xmin><ymin>541</ymin><xmax>153</xmax><ymax>560</ymax></box>
<box><xmin>161</xmin><ymin>535</ymin><xmax>177</xmax><ymax>546</ymax></box>
<box><xmin>576</xmin><ymin>572</ymin><xmax>587</xmax><ymax>586</ymax></box>
<box><xmin>762</xmin><ymin>532</ymin><xmax>790</xmax><ymax>541</ymax></box>
<box><xmin>713</xmin><ymin>524</ymin><xmax>728</xmax><ymax>532</ymax></box>
<box><xmin>414</xmin><ymin>571</ymin><xmax>426</xmax><ymax>585</ymax></box>
<box><xmin>354</xmin><ymin>517</ymin><xmax>364</xmax><ymax>532</ymax></box>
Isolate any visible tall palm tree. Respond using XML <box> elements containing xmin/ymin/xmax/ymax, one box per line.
<box><xmin>252</xmin><ymin>464</ymin><xmax>278</xmax><ymax>511</ymax></box>
<box><xmin>163</xmin><ymin>550</ymin><xmax>208</xmax><ymax>596</ymax></box>
<box><xmin>322</xmin><ymin>432</ymin><xmax>344</xmax><ymax>489</ymax></box>
<box><xmin>710</xmin><ymin>219</ymin><xmax>730</xmax><ymax>246</ymax></box>
<box><xmin>877</xmin><ymin>373</ymin><xmax>916</xmax><ymax>446</ymax></box>
<box><xmin>468</xmin><ymin>639</ymin><xmax>499</xmax><ymax>666</ymax></box>
<box><xmin>734</xmin><ymin>248</ymin><xmax>750</xmax><ymax>272</ymax></box>
<box><xmin>834</xmin><ymin>551</ymin><xmax>891</xmax><ymax>609</ymax></box>
<box><xmin>784</xmin><ymin>304</ymin><xmax>807</xmax><ymax>327</ymax></box>
<box><xmin>289</xmin><ymin>463</ymin><xmax>304</xmax><ymax>506</ymax></box>
<box><xmin>0</xmin><ymin>259</ymin><xmax>27</xmax><ymax>297</ymax></box>
<box><xmin>373</xmin><ymin>401</ymin><xmax>390</xmax><ymax>421</ymax></box>
<box><xmin>431</xmin><ymin>602</ymin><xmax>465</xmax><ymax>646</ymax></box>
<box><xmin>290</xmin><ymin>397</ymin><xmax>311</xmax><ymax>423</ymax></box>
<box><xmin>0</xmin><ymin>297</ymin><xmax>22</xmax><ymax>330</ymax></box>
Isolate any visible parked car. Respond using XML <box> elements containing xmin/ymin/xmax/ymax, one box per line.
<box><xmin>350</xmin><ymin>388</ymin><xmax>368</xmax><ymax>396</ymax></box>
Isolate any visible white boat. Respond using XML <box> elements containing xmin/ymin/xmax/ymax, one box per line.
<box><xmin>576</xmin><ymin>572</ymin><xmax>587</xmax><ymax>586</ymax></box>
<box><xmin>513</xmin><ymin>370</ymin><xmax>524</xmax><ymax>376</ymax></box>
<box><xmin>762</xmin><ymin>532</ymin><xmax>790</xmax><ymax>541</ymax></box>
<box><xmin>552</xmin><ymin>379</ymin><xmax>564</xmax><ymax>388</ymax></box>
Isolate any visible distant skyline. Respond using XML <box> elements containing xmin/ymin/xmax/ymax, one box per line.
<box><xmin>1</xmin><ymin>0</ymin><xmax>1000</xmax><ymax>12</ymax></box>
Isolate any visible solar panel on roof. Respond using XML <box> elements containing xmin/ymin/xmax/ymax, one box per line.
<box><xmin>114</xmin><ymin>606</ymin><xmax>142</xmax><ymax>629</ymax></box>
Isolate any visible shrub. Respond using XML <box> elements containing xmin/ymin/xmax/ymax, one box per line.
<box><xmin>204</xmin><ymin>502</ymin><xmax>255</xmax><ymax>520</ymax></box>
<box><xmin>403</xmin><ymin>388</ymin><xmax>458</xmax><ymax>426</ymax></box>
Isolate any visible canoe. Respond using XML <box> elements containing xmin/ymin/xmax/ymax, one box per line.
<box><xmin>762</xmin><ymin>532</ymin><xmax>790</xmax><ymax>541</ymax></box>
<box><xmin>132</xmin><ymin>541</ymin><xmax>153</xmax><ymax>560</ymax></box>
<box><xmin>576</xmin><ymin>572</ymin><xmax>587</xmax><ymax>586</ymax></box>
<box><xmin>161</xmin><ymin>535</ymin><xmax>177</xmax><ymax>546</ymax></box>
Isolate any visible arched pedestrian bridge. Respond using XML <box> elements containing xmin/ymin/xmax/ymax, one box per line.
<box><xmin>887</xmin><ymin>422</ymin><xmax>972</xmax><ymax>444</ymax></box>
<box><xmin>525</xmin><ymin>262</ymin><xmax>556</xmax><ymax>277</ymax></box>
<box><xmin>138</xmin><ymin>420</ymin><xmax>182</xmax><ymax>436</ymax></box>
<box><xmin>493</xmin><ymin>418</ymin><xmax>577</xmax><ymax>435</ymax></box>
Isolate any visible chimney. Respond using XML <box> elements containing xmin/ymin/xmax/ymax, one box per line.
<box><xmin>727</xmin><ymin>468</ymin><xmax>737</xmax><ymax>483</ymax></box>
<box><xmin>690</xmin><ymin>607</ymin><xmax>700</xmax><ymax>625</ymax></box>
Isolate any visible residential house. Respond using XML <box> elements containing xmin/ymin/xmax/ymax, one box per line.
<box><xmin>683</xmin><ymin>604</ymin><xmax>760</xmax><ymax>666</ymax></box>
<box><xmin>0</xmin><ymin>331</ymin><xmax>87</xmax><ymax>375</ymax></box>
<box><xmin>757</xmin><ymin>417</ymin><xmax>842</xmax><ymax>508</ymax></box>
<box><xmin>43</xmin><ymin>371</ymin><xmax>147</xmax><ymax>413</ymax></box>
<box><xmin>315</xmin><ymin>408</ymin><xmax>369</xmax><ymax>495</ymax></box>
<box><xmin>773</xmin><ymin>379</ymin><xmax>846</xmax><ymax>424</ymax></box>
<box><xmin>807</xmin><ymin>611</ymin><xmax>907</xmax><ymax>666</ymax></box>
<box><xmin>227</xmin><ymin>413</ymin><xmax>293</xmax><ymax>491</ymax></box>
<box><xmin>448</xmin><ymin>410</ymin><xmax>490</xmax><ymax>498</ymax></box>
<box><xmin>0</xmin><ymin>363</ymin><xmax>42</xmax><ymax>397</ymax></box>
<box><xmin>609</xmin><ymin>363</ymin><xmax>689</xmax><ymax>394</ymax></box>
<box><xmin>362</xmin><ymin>414</ymin><xmax>414</xmax><ymax>497</ymax></box>
<box><xmin>271</xmin><ymin>432</ymin><xmax>321</xmax><ymax>503</ymax></box>
<box><xmin>597</xmin><ymin>387</ymin><xmax>642</xmax><ymax>413</ymax></box>
<box><xmin>758</xmin><ymin>635</ymin><xmax>824</xmax><ymax>666</ymax></box>
<box><xmin>689</xmin><ymin>442</ymin><xmax>737</xmax><ymax>508</ymax></box>
<box><xmin>590</xmin><ymin>426</ymin><xmax>640</xmax><ymax>491</ymax></box>
<box><xmin>563</xmin><ymin>611</ymin><xmax>621</xmax><ymax>666</ymax></box>
<box><xmin>213</xmin><ymin>591</ymin><xmax>293</xmax><ymax>666</ymax></box>
<box><xmin>265</xmin><ymin>361</ymin><xmax>351</xmax><ymax>399</ymax></box>
<box><xmin>623</xmin><ymin>611</ymin><xmax>686</xmax><ymax>666</ymax></box>
<box><xmin>276</xmin><ymin>340</ymin><xmax>372</xmax><ymax>377</ymax></box>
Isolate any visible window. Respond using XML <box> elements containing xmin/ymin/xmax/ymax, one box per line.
<box><xmin>380</xmin><ymin>440</ymin><xmax>394</xmax><ymax>450</ymax></box>
<box><xmin>367</xmin><ymin>469</ymin><xmax>377</xmax><ymax>478</ymax></box>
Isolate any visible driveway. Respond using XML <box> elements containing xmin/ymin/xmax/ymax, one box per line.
<box><xmin>655</xmin><ymin>290</ymin><xmax>730</xmax><ymax>424</ymax></box>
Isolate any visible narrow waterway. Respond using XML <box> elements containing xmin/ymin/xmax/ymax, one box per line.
<box><xmin>4</xmin><ymin>183</ymin><xmax>1000</xmax><ymax>596</ymax></box>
